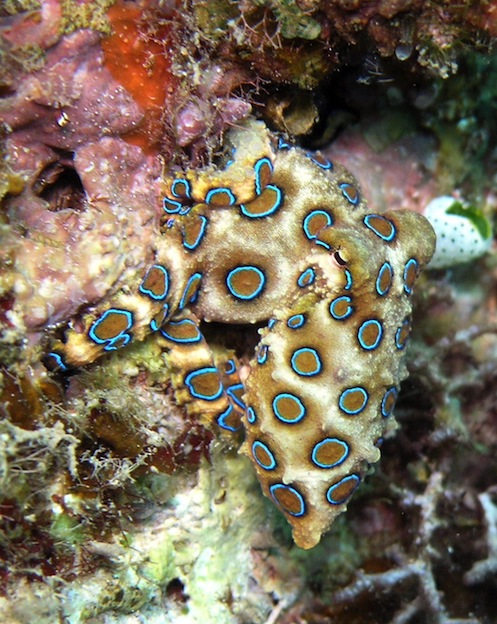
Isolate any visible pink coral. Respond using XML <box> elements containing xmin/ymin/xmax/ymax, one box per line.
<box><xmin>325</xmin><ymin>125</ymin><xmax>439</xmax><ymax>215</ymax></box>
<box><xmin>174</xmin><ymin>96</ymin><xmax>251</xmax><ymax>147</ymax></box>
<box><xmin>1</xmin><ymin>23</ymin><xmax>161</xmax><ymax>335</ymax></box>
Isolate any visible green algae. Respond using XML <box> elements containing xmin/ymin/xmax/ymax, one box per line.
<box><xmin>55</xmin><ymin>450</ymin><xmax>270</xmax><ymax>623</ymax></box>
<box><xmin>50</xmin><ymin>513</ymin><xmax>86</xmax><ymax>547</ymax></box>
<box><xmin>254</xmin><ymin>0</ymin><xmax>321</xmax><ymax>40</ymax></box>
<box><xmin>446</xmin><ymin>201</ymin><xmax>492</xmax><ymax>240</ymax></box>
<box><xmin>59</xmin><ymin>0</ymin><xmax>114</xmax><ymax>36</ymax></box>
<box><xmin>424</xmin><ymin>51</ymin><xmax>497</xmax><ymax>198</ymax></box>
<box><xmin>1</xmin><ymin>0</ymin><xmax>41</xmax><ymax>14</ymax></box>
<box><xmin>193</xmin><ymin>0</ymin><xmax>239</xmax><ymax>40</ymax></box>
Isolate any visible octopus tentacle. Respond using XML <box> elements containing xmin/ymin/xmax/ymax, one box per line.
<box><xmin>163</xmin><ymin>119</ymin><xmax>275</xmax><ymax>207</ymax></box>
<box><xmin>43</xmin><ymin>238</ymin><xmax>193</xmax><ymax>370</ymax></box>
<box><xmin>156</xmin><ymin>309</ymin><xmax>243</xmax><ymax>432</ymax></box>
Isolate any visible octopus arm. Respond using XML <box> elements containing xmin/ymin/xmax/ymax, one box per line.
<box><xmin>242</xmin><ymin>209</ymin><xmax>435</xmax><ymax>549</ymax></box>
<box><xmin>163</xmin><ymin>119</ymin><xmax>275</xmax><ymax>207</ymax></box>
<box><xmin>157</xmin><ymin>309</ymin><xmax>244</xmax><ymax>433</ymax></box>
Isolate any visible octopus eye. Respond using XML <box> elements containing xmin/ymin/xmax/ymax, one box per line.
<box><xmin>333</xmin><ymin>250</ymin><xmax>347</xmax><ymax>266</ymax></box>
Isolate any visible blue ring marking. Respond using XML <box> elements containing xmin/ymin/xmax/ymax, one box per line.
<box><xmin>227</xmin><ymin>147</ymin><xmax>236</xmax><ymax>166</ymax></box>
<box><xmin>217</xmin><ymin>405</ymin><xmax>241</xmax><ymax>432</ymax></box>
<box><xmin>179</xmin><ymin>206</ymin><xmax>191</xmax><ymax>215</ymax></box>
<box><xmin>240</xmin><ymin>184</ymin><xmax>282</xmax><ymax>218</ymax></box>
<box><xmin>246</xmin><ymin>406</ymin><xmax>257</xmax><ymax>424</ymax></box>
<box><xmin>163</xmin><ymin>197</ymin><xmax>182</xmax><ymax>214</ymax></box>
<box><xmin>315</xmin><ymin>238</ymin><xmax>331</xmax><ymax>250</ymax></box>
<box><xmin>290</xmin><ymin>347</ymin><xmax>322</xmax><ymax>377</ymax></box>
<box><xmin>225</xmin><ymin>359</ymin><xmax>236</xmax><ymax>375</ymax></box>
<box><xmin>171</xmin><ymin>178</ymin><xmax>191</xmax><ymax>199</ymax></box>
<box><xmin>254</xmin><ymin>157</ymin><xmax>274</xmax><ymax>195</ymax></box>
<box><xmin>297</xmin><ymin>267</ymin><xmax>316</xmax><ymax>288</ymax></box>
<box><xmin>182</xmin><ymin>215</ymin><xmax>208</xmax><ymax>251</ymax></box>
<box><xmin>381</xmin><ymin>387</ymin><xmax>398</xmax><ymax>418</ymax></box>
<box><xmin>47</xmin><ymin>352</ymin><xmax>68</xmax><ymax>371</ymax></box>
<box><xmin>329</xmin><ymin>295</ymin><xmax>354</xmax><ymax>321</ymax></box>
<box><xmin>403</xmin><ymin>258</ymin><xmax>419</xmax><ymax>295</ymax></box>
<box><xmin>287</xmin><ymin>314</ymin><xmax>305</xmax><ymax>329</ymax></box>
<box><xmin>139</xmin><ymin>264</ymin><xmax>170</xmax><ymax>301</ymax></box>
<box><xmin>338</xmin><ymin>387</ymin><xmax>369</xmax><ymax>415</ymax></box>
<box><xmin>252</xmin><ymin>440</ymin><xmax>277</xmax><ymax>470</ymax></box>
<box><xmin>309</xmin><ymin>154</ymin><xmax>333</xmax><ymax>170</ymax></box>
<box><xmin>184</xmin><ymin>367</ymin><xmax>223</xmax><ymax>401</ymax></box>
<box><xmin>278</xmin><ymin>137</ymin><xmax>291</xmax><ymax>150</ymax></box>
<box><xmin>257</xmin><ymin>344</ymin><xmax>269</xmax><ymax>365</ymax></box>
<box><xmin>150</xmin><ymin>303</ymin><xmax>169</xmax><ymax>332</ymax></box>
<box><xmin>88</xmin><ymin>309</ymin><xmax>134</xmax><ymax>347</ymax></box>
<box><xmin>158</xmin><ymin>318</ymin><xmax>202</xmax><ymax>344</ymax></box>
<box><xmin>270</xmin><ymin>484</ymin><xmax>306</xmax><ymax>517</ymax></box>
<box><xmin>227</xmin><ymin>383</ymin><xmax>246</xmax><ymax>410</ymax></box>
<box><xmin>363</xmin><ymin>214</ymin><xmax>396</xmax><ymax>241</ymax></box>
<box><xmin>395</xmin><ymin>319</ymin><xmax>410</xmax><ymax>350</ymax></box>
<box><xmin>326</xmin><ymin>474</ymin><xmax>360</xmax><ymax>505</ymax></box>
<box><xmin>268</xmin><ymin>318</ymin><xmax>277</xmax><ymax>329</ymax></box>
<box><xmin>344</xmin><ymin>269</ymin><xmax>353</xmax><ymax>290</ymax></box>
<box><xmin>303</xmin><ymin>210</ymin><xmax>334</xmax><ymax>240</ymax></box>
<box><xmin>357</xmin><ymin>319</ymin><xmax>383</xmax><ymax>351</ymax></box>
<box><xmin>226</xmin><ymin>266</ymin><xmax>265</xmax><ymax>301</ymax></box>
<box><xmin>272</xmin><ymin>392</ymin><xmax>306</xmax><ymax>424</ymax></box>
<box><xmin>205</xmin><ymin>187</ymin><xmax>236</xmax><ymax>206</ymax></box>
<box><xmin>311</xmin><ymin>438</ymin><xmax>349</xmax><ymax>469</ymax></box>
<box><xmin>339</xmin><ymin>182</ymin><xmax>359</xmax><ymax>205</ymax></box>
<box><xmin>105</xmin><ymin>333</ymin><xmax>132</xmax><ymax>351</ymax></box>
<box><xmin>179</xmin><ymin>272</ymin><xmax>202</xmax><ymax>310</ymax></box>
<box><xmin>376</xmin><ymin>261</ymin><xmax>394</xmax><ymax>297</ymax></box>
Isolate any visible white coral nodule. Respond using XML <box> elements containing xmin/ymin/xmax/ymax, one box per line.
<box><xmin>424</xmin><ymin>196</ymin><xmax>493</xmax><ymax>269</ymax></box>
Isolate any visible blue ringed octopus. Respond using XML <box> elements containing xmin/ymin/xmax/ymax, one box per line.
<box><xmin>45</xmin><ymin>119</ymin><xmax>436</xmax><ymax>549</ymax></box>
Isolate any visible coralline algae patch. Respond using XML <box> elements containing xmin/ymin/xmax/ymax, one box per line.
<box><xmin>7</xmin><ymin>136</ymin><xmax>162</xmax><ymax>331</ymax></box>
<box><xmin>102</xmin><ymin>0</ymin><xmax>178</xmax><ymax>151</ymax></box>
<box><xmin>424</xmin><ymin>196</ymin><xmax>493</xmax><ymax>269</ymax></box>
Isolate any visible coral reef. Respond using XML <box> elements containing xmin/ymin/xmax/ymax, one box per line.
<box><xmin>1</xmin><ymin>0</ymin><xmax>497</xmax><ymax>623</ymax></box>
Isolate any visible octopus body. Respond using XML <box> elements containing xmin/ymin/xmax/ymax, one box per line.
<box><xmin>45</xmin><ymin>120</ymin><xmax>435</xmax><ymax>549</ymax></box>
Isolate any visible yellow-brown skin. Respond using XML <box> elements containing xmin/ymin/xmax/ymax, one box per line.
<box><xmin>45</xmin><ymin>120</ymin><xmax>435</xmax><ymax>548</ymax></box>
<box><xmin>244</xmin><ymin>209</ymin><xmax>435</xmax><ymax>548</ymax></box>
